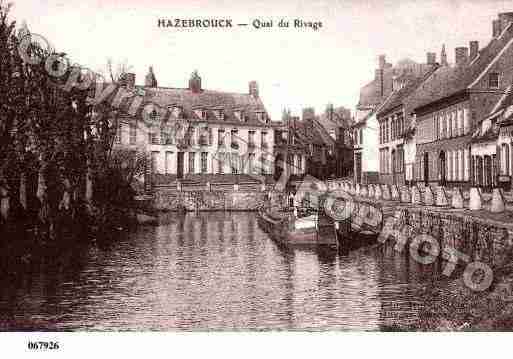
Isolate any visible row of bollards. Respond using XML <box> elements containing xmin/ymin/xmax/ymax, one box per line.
<box><xmin>329</xmin><ymin>181</ymin><xmax>507</xmax><ymax>214</ymax></box>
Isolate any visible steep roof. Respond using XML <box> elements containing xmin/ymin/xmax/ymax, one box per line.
<box><xmin>471</xmin><ymin>84</ymin><xmax>513</xmax><ymax>143</ymax></box>
<box><xmin>377</xmin><ymin>67</ymin><xmax>438</xmax><ymax>117</ymax></box>
<box><xmin>136</xmin><ymin>85</ymin><xmax>270</xmax><ymax>127</ymax></box>
<box><xmin>316</xmin><ymin>106</ymin><xmax>353</xmax><ymax>132</ymax></box>
<box><xmin>413</xmin><ymin>23</ymin><xmax>513</xmax><ymax>113</ymax></box>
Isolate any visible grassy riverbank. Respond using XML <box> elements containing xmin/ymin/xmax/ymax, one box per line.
<box><xmin>385</xmin><ymin>264</ymin><xmax>513</xmax><ymax>331</ymax></box>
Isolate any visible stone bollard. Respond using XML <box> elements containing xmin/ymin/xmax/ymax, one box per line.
<box><xmin>435</xmin><ymin>186</ymin><xmax>449</xmax><ymax>207</ymax></box>
<box><xmin>261</xmin><ymin>183</ymin><xmax>266</xmax><ymax>192</ymax></box>
<box><xmin>400</xmin><ymin>187</ymin><xmax>411</xmax><ymax>203</ymax></box>
<box><xmin>411</xmin><ymin>186</ymin><xmax>422</xmax><ymax>205</ymax></box>
<box><xmin>424</xmin><ymin>186</ymin><xmax>434</xmax><ymax>206</ymax></box>
<box><xmin>206</xmin><ymin>181</ymin><xmax>211</xmax><ymax>191</ymax></box>
<box><xmin>374</xmin><ymin>184</ymin><xmax>383</xmax><ymax>200</ymax></box>
<box><xmin>176</xmin><ymin>180</ymin><xmax>182</xmax><ymax>192</ymax></box>
<box><xmin>491</xmin><ymin>188</ymin><xmax>506</xmax><ymax>213</ymax></box>
<box><xmin>451</xmin><ymin>187</ymin><xmax>464</xmax><ymax>209</ymax></box>
<box><xmin>468</xmin><ymin>187</ymin><xmax>482</xmax><ymax>211</ymax></box>
<box><xmin>368</xmin><ymin>184</ymin><xmax>375</xmax><ymax>198</ymax></box>
<box><xmin>382</xmin><ymin>184</ymin><xmax>391</xmax><ymax>200</ymax></box>
<box><xmin>234</xmin><ymin>183</ymin><xmax>239</xmax><ymax>192</ymax></box>
<box><xmin>391</xmin><ymin>185</ymin><xmax>400</xmax><ymax>201</ymax></box>
<box><xmin>355</xmin><ymin>183</ymin><xmax>361</xmax><ymax>196</ymax></box>
<box><xmin>360</xmin><ymin>185</ymin><xmax>368</xmax><ymax>197</ymax></box>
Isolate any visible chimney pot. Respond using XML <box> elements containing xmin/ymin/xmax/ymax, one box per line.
<box><xmin>493</xmin><ymin>19</ymin><xmax>502</xmax><ymax>38</ymax></box>
<box><xmin>426</xmin><ymin>52</ymin><xmax>436</xmax><ymax>65</ymax></box>
<box><xmin>378</xmin><ymin>54</ymin><xmax>386</xmax><ymax>69</ymax></box>
<box><xmin>499</xmin><ymin>12</ymin><xmax>513</xmax><ymax>33</ymax></box>
<box><xmin>249</xmin><ymin>80</ymin><xmax>259</xmax><ymax>98</ymax></box>
<box><xmin>455</xmin><ymin>47</ymin><xmax>469</xmax><ymax>67</ymax></box>
<box><xmin>189</xmin><ymin>70</ymin><xmax>202</xmax><ymax>94</ymax></box>
<box><xmin>469</xmin><ymin>41</ymin><xmax>479</xmax><ymax>61</ymax></box>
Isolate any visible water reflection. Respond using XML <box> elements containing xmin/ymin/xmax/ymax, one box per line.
<box><xmin>0</xmin><ymin>212</ymin><xmax>440</xmax><ymax>331</ymax></box>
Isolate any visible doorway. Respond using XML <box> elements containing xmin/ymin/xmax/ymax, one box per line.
<box><xmin>177</xmin><ymin>152</ymin><xmax>184</xmax><ymax>179</ymax></box>
<box><xmin>423</xmin><ymin>152</ymin><xmax>429</xmax><ymax>186</ymax></box>
<box><xmin>439</xmin><ymin>151</ymin><xmax>446</xmax><ymax>185</ymax></box>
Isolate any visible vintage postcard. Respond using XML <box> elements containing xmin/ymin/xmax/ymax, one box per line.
<box><xmin>1</xmin><ymin>0</ymin><xmax>513</xmax><ymax>356</ymax></box>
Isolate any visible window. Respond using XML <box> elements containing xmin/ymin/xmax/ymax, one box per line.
<box><xmin>165</xmin><ymin>151</ymin><xmax>173</xmax><ymax>174</ymax></box>
<box><xmin>296</xmin><ymin>156</ymin><xmax>302</xmax><ymax>174</ymax></box>
<box><xmin>248</xmin><ymin>153</ymin><xmax>255</xmax><ymax>174</ymax></box>
<box><xmin>489</xmin><ymin>72</ymin><xmax>500</xmax><ymax>89</ymax></box>
<box><xmin>115</xmin><ymin>123</ymin><xmax>122</xmax><ymax>144</ymax></box>
<box><xmin>199</xmin><ymin>127</ymin><xmax>209</xmax><ymax>146</ymax></box>
<box><xmin>149</xmin><ymin>129</ymin><xmax>159</xmax><ymax>145</ymax></box>
<box><xmin>129</xmin><ymin>123</ymin><xmax>136</xmax><ymax>144</ymax></box>
<box><xmin>231</xmin><ymin>129</ymin><xmax>239</xmax><ymax>149</ymax></box>
<box><xmin>188</xmin><ymin>152</ymin><xmax>195</xmax><ymax>173</ymax></box>
<box><xmin>231</xmin><ymin>154</ymin><xmax>239</xmax><ymax>174</ymax></box>
<box><xmin>218</xmin><ymin>154</ymin><xmax>224</xmax><ymax>174</ymax></box>
<box><xmin>248</xmin><ymin>131</ymin><xmax>256</xmax><ymax>148</ymax></box>
<box><xmin>359</xmin><ymin>128</ymin><xmax>363</xmax><ymax>144</ymax></box>
<box><xmin>502</xmin><ymin>144</ymin><xmax>510</xmax><ymax>175</ymax></box>
<box><xmin>201</xmin><ymin>152</ymin><xmax>208</xmax><ymax>173</ymax></box>
<box><xmin>261</xmin><ymin>131</ymin><xmax>268</xmax><ymax>148</ymax></box>
<box><xmin>218</xmin><ymin>129</ymin><xmax>225</xmax><ymax>146</ymax></box>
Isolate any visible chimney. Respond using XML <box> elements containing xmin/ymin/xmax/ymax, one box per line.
<box><xmin>302</xmin><ymin>107</ymin><xmax>315</xmax><ymax>121</ymax></box>
<box><xmin>189</xmin><ymin>70</ymin><xmax>202</xmax><ymax>94</ymax></box>
<box><xmin>426</xmin><ymin>52</ymin><xmax>436</xmax><ymax>66</ymax></box>
<box><xmin>120</xmin><ymin>73</ymin><xmax>136</xmax><ymax>88</ymax></box>
<box><xmin>493</xmin><ymin>19</ymin><xmax>502</xmax><ymax>38</ymax></box>
<box><xmin>375</xmin><ymin>69</ymin><xmax>384</xmax><ymax>97</ymax></box>
<box><xmin>499</xmin><ymin>12</ymin><xmax>513</xmax><ymax>33</ymax></box>
<box><xmin>455</xmin><ymin>47</ymin><xmax>469</xmax><ymax>67</ymax></box>
<box><xmin>249</xmin><ymin>81</ymin><xmax>259</xmax><ymax>98</ymax></box>
<box><xmin>145</xmin><ymin>66</ymin><xmax>158</xmax><ymax>87</ymax></box>
<box><xmin>378</xmin><ymin>54</ymin><xmax>386</xmax><ymax>69</ymax></box>
<box><xmin>469</xmin><ymin>41</ymin><xmax>479</xmax><ymax>61</ymax></box>
<box><xmin>441</xmin><ymin>44</ymin><xmax>448</xmax><ymax>66</ymax></box>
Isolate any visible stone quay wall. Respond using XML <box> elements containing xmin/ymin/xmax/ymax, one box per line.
<box><xmin>153</xmin><ymin>186</ymin><xmax>286</xmax><ymax>212</ymax></box>
<box><xmin>326</xmin><ymin>179</ymin><xmax>513</xmax><ymax>268</ymax></box>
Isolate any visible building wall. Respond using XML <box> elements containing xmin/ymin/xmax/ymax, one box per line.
<box><xmin>114</xmin><ymin>119</ymin><xmax>275</xmax><ymax>177</ymax></box>
<box><xmin>362</xmin><ymin>113</ymin><xmax>379</xmax><ymax>173</ymax></box>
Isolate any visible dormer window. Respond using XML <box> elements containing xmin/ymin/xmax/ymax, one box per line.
<box><xmin>214</xmin><ymin>109</ymin><xmax>225</xmax><ymax>121</ymax></box>
<box><xmin>489</xmin><ymin>72</ymin><xmax>500</xmax><ymax>89</ymax></box>
<box><xmin>150</xmin><ymin>109</ymin><xmax>159</xmax><ymax>121</ymax></box>
<box><xmin>234</xmin><ymin>110</ymin><xmax>244</xmax><ymax>122</ymax></box>
<box><xmin>194</xmin><ymin>108</ymin><xmax>207</xmax><ymax>120</ymax></box>
<box><xmin>169</xmin><ymin>105</ymin><xmax>182</xmax><ymax>119</ymax></box>
<box><xmin>256</xmin><ymin>111</ymin><xmax>266</xmax><ymax>123</ymax></box>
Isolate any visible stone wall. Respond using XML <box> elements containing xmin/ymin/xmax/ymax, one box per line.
<box><xmin>153</xmin><ymin>188</ymin><xmax>286</xmax><ymax>211</ymax></box>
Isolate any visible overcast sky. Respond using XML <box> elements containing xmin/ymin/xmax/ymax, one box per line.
<box><xmin>9</xmin><ymin>0</ymin><xmax>513</xmax><ymax>120</ymax></box>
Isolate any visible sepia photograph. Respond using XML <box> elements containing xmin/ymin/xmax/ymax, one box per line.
<box><xmin>1</xmin><ymin>0</ymin><xmax>513</xmax><ymax>356</ymax></box>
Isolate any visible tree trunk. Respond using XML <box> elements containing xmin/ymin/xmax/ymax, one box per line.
<box><xmin>19</xmin><ymin>172</ymin><xmax>27</xmax><ymax>210</ymax></box>
<box><xmin>86</xmin><ymin>159</ymin><xmax>93</xmax><ymax>204</ymax></box>
<box><xmin>0</xmin><ymin>186</ymin><xmax>9</xmax><ymax>222</ymax></box>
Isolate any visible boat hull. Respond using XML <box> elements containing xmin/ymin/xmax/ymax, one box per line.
<box><xmin>257</xmin><ymin>209</ymin><xmax>338</xmax><ymax>248</ymax></box>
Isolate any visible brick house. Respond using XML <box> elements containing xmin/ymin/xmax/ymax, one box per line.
<box><xmin>353</xmin><ymin>54</ymin><xmax>434</xmax><ymax>184</ymax></box>
<box><xmin>470</xmin><ymin>85</ymin><xmax>513</xmax><ymax>190</ymax></box>
<box><xmin>113</xmin><ymin>69</ymin><xmax>275</xmax><ymax>185</ymax></box>
<box><xmin>376</xmin><ymin>54</ymin><xmax>439</xmax><ymax>185</ymax></box>
<box><xmin>274</xmin><ymin>107</ymin><xmax>344</xmax><ymax>182</ymax></box>
<box><xmin>315</xmin><ymin>105</ymin><xmax>354</xmax><ymax>179</ymax></box>
<box><xmin>413</xmin><ymin>12</ymin><xmax>513</xmax><ymax>189</ymax></box>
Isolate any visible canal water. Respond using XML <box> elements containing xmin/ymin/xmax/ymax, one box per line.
<box><xmin>0</xmin><ymin>212</ymin><xmax>442</xmax><ymax>331</ymax></box>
